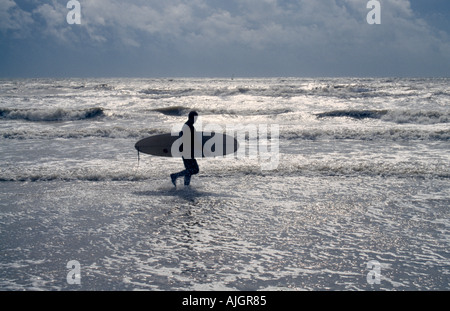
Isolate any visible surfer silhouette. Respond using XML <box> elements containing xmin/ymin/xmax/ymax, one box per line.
<box><xmin>170</xmin><ymin>111</ymin><xmax>200</xmax><ymax>187</ymax></box>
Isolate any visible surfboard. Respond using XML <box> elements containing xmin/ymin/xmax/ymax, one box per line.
<box><xmin>135</xmin><ymin>132</ymin><xmax>239</xmax><ymax>158</ymax></box>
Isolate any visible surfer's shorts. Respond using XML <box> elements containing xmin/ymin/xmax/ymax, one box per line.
<box><xmin>183</xmin><ymin>158</ymin><xmax>199</xmax><ymax>175</ymax></box>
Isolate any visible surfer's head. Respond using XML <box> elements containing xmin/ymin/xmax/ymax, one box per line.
<box><xmin>188</xmin><ymin>111</ymin><xmax>198</xmax><ymax>123</ymax></box>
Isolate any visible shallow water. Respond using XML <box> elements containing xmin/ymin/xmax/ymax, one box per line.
<box><xmin>0</xmin><ymin>77</ymin><xmax>449</xmax><ymax>290</ymax></box>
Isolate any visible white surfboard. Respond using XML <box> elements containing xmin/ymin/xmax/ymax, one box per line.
<box><xmin>135</xmin><ymin>132</ymin><xmax>239</xmax><ymax>158</ymax></box>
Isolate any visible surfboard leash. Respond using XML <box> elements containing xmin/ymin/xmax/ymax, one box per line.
<box><xmin>137</xmin><ymin>149</ymin><xmax>140</xmax><ymax>169</ymax></box>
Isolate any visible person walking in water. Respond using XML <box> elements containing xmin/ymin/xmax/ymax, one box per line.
<box><xmin>171</xmin><ymin>111</ymin><xmax>200</xmax><ymax>187</ymax></box>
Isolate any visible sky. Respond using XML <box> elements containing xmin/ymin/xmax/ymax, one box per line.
<box><xmin>0</xmin><ymin>0</ymin><xmax>449</xmax><ymax>78</ymax></box>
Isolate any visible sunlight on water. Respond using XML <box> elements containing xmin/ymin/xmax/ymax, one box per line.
<box><xmin>0</xmin><ymin>78</ymin><xmax>449</xmax><ymax>290</ymax></box>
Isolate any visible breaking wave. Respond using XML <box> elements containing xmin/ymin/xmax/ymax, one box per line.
<box><xmin>151</xmin><ymin>106</ymin><xmax>191</xmax><ymax>116</ymax></box>
<box><xmin>316</xmin><ymin>109</ymin><xmax>388</xmax><ymax>120</ymax></box>
<box><xmin>1</xmin><ymin>127</ymin><xmax>165</xmax><ymax>140</ymax></box>
<box><xmin>150</xmin><ymin>105</ymin><xmax>292</xmax><ymax>117</ymax></box>
<box><xmin>137</xmin><ymin>79</ymin><xmax>450</xmax><ymax>99</ymax></box>
<box><xmin>280</xmin><ymin>128</ymin><xmax>449</xmax><ymax>141</ymax></box>
<box><xmin>1</xmin><ymin>158</ymin><xmax>448</xmax><ymax>182</ymax></box>
<box><xmin>273</xmin><ymin>159</ymin><xmax>450</xmax><ymax>179</ymax></box>
<box><xmin>140</xmin><ymin>86</ymin><xmax>252</xmax><ymax>98</ymax></box>
<box><xmin>138</xmin><ymin>84</ymin><xmax>377</xmax><ymax>99</ymax></box>
<box><xmin>2</xmin><ymin>125</ymin><xmax>448</xmax><ymax>141</ymax></box>
<box><xmin>0</xmin><ymin>107</ymin><xmax>104</xmax><ymax>122</ymax></box>
<box><xmin>316</xmin><ymin>109</ymin><xmax>449</xmax><ymax>124</ymax></box>
<box><xmin>0</xmin><ymin>169</ymin><xmax>149</xmax><ymax>182</ymax></box>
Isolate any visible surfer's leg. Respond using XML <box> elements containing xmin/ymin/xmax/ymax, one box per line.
<box><xmin>171</xmin><ymin>158</ymin><xmax>190</xmax><ymax>187</ymax></box>
<box><xmin>191</xmin><ymin>159</ymin><xmax>199</xmax><ymax>175</ymax></box>
<box><xmin>185</xmin><ymin>159</ymin><xmax>199</xmax><ymax>174</ymax></box>
<box><xmin>171</xmin><ymin>170</ymin><xmax>189</xmax><ymax>186</ymax></box>
<box><xmin>182</xmin><ymin>159</ymin><xmax>199</xmax><ymax>186</ymax></box>
<box><xmin>170</xmin><ymin>173</ymin><xmax>177</xmax><ymax>186</ymax></box>
<box><xmin>184</xmin><ymin>174</ymin><xmax>192</xmax><ymax>186</ymax></box>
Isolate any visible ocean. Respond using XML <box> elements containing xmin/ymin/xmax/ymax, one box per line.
<box><xmin>0</xmin><ymin>77</ymin><xmax>448</xmax><ymax>290</ymax></box>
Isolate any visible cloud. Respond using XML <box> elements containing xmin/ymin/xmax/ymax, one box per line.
<box><xmin>78</xmin><ymin>0</ymin><xmax>200</xmax><ymax>47</ymax></box>
<box><xmin>1</xmin><ymin>0</ymin><xmax>449</xmax><ymax>76</ymax></box>
<box><xmin>0</xmin><ymin>0</ymin><xmax>33</xmax><ymax>36</ymax></box>
<box><xmin>32</xmin><ymin>1</ymin><xmax>73</xmax><ymax>42</ymax></box>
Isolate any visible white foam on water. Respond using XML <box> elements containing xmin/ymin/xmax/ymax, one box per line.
<box><xmin>1</xmin><ymin>78</ymin><xmax>449</xmax><ymax>290</ymax></box>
